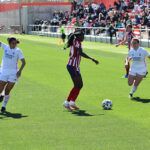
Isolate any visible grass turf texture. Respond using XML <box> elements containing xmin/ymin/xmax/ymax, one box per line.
<box><xmin>0</xmin><ymin>34</ymin><xmax>150</xmax><ymax>150</ymax></box>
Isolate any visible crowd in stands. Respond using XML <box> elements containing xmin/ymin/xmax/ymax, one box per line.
<box><xmin>33</xmin><ymin>0</ymin><xmax>150</xmax><ymax>39</ymax></box>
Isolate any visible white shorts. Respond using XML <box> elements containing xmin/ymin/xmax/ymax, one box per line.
<box><xmin>0</xmin><ymin>73</ymin><xmax>17</xmax><ymax>83</ymax></box>
<box><xmin>129</xmin><ymin>69</ymin><xmax>147</xmax><ymax>76</ymax></box>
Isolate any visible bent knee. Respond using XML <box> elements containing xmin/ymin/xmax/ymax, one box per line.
<box><xmin>79</xmin><ymin>83</ymin><xmax>83</xmax><ymax>89</ymax></box>
<box><xmin>75</xmin><ymin>83</ymin><xmax>83</xmax><ymax>89</ymax></box>
<box><xmin>5</xmin><ymin>88</ymin><xmax>13</xmax><ymax>95</ymax></box>
<box><xmin>128</xmin><ymin>82</ymin><xmax>133</xmax><ymax>86</ymax></box>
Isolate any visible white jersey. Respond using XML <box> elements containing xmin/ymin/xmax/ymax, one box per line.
<box><xmin>128</xmin><ymin>47</ymin><xmax>150</xmax><ymax>72</ymax></box>
<box><xmin>0</xmin><ymin>42</ymin><xmax>24</xmax><ymax>75</ymax></box>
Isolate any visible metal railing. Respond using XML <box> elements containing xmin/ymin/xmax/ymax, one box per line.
<box><xmin>27</xmin><ymin>25</ymin><xmax>150</xmax><ymax>47</ymax></box>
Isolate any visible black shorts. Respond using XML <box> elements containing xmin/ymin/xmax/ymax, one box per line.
<box><xmin>67</xmin><ymin>65</ymin><xmax>81</xmax><ymax>78</ymax></box>
<box><xmin>61</xmin><ymin>33</ymin><xmax>66</xmax><ymax>40</ymax></box>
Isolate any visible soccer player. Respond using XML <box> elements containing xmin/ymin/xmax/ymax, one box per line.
<box><xmin>128</xmin><ymin>38</ymin><xmax>150</xmax><ymax>98</ymax></box>
<box><xmin>60</xmin><ymin>24</ymin><xmax>66</xmax><ymax>43</ymax></box>
<box><xmin>63</xmin><ymin>30</ymin><xmax>99</xmax><ymax>111</ymax></box>
<box><xmin>116</xmin><ymin>24</ymin><xmax>135</xmax><ymax>78</ymax></box>
<box><xmin>0</xmin><ymin>37</ymin><xmax>26</xmax><ymax>113</ymax></box>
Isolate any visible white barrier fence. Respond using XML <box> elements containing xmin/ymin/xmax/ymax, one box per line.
<box><xmin>29</xmin><ymin>25</ymin><xmax>149</xmax><ymax>48</ymax></box>
<box><xmin>1</xmin><ymin>24</ymin><xmax>149</xmax><ymax>47</ymax></box>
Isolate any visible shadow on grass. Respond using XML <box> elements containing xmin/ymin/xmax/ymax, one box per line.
<box><xmin>132</xmin><ymin>97</ymin><xmax>150</xmax><ymax>103</ymax></box>
<box><xmin>0</xmin><ymin>111</ymin><xmax>28</xmax><ymax>119</ymax></box>
<box><xmin>72</xmin><ymin>110</ymin><xmax>94</xmax><ymax>117</ymax></box>
<box><xmin>71</xmin><ymin>110</ymin><xmax>105</xmax><ymax>117</ymax></box>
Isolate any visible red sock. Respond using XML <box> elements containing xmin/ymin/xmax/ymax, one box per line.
<box><xmin>71</xmin><ymin>88</ymin><xmax>80</xmax><ymax>102</ymax></box>
<box><xmin>67</xmin><ymin>88</ymin><xmax>75</xmax><ymax>101</ymax></box>
<box><xmin>67</xmin><ymin>87</ymin><xmax>80</xmax><ymax>102</ymax></box>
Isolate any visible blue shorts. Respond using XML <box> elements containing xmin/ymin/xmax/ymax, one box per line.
<box><xmin>67</xmin><ymin>65</ymin><xmax>81</xmax><ymax>78</ymax></box>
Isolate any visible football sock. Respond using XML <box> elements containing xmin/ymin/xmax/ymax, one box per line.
<box><xmin>130</xmin><ymin>86</ymin><xmax>137</xmax><ymax>94</ymax></box>
<box><xmin>1</xmin><ymin>90</ymin><xmax>5</xmax><ymax>96</ymax></box>
<box><xmin>71</xmin><ymin>88</ymin><xmax>80</xmax><ymax>102</ymax></box>
<box><xmin>69</xmin><ymin>101</ymin><xmax>75</xmax><ymax>106</ymax></box>
<box><xmin>2</xmin><ymin>95</ymin><xmax>10</xmax><ymax>108</ymax></box>
<box><xmin>67</xmin><ymin>88</ymin><xmax>75</xmax><ymax>101</ymax></box>
<box><xmin>67</xmin><ymin>88</ymin><xmax>80</xmax><ymax>102</ymax></box>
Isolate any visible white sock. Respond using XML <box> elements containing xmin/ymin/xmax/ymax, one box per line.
<box><xmin>2</xmin><ymin>95</ymin><xmax>10</xmax><ymax>108</ymax></box>
<box><xmin>69</xmin><ymin>101</ymin><xmax>75</xmax><ymax>106</ymax></box>
<box><xmin>1</xmin><ymin>90</ymin><xmax>5</xmax><ymax>96</ymax></box>
<box><xmin>130</xmin><ymin>86</ymin><xmax>137</xmax><ymax>94</ymax></box>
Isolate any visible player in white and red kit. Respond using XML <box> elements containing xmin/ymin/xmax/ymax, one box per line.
<box><xmin>63</xmin><ymin>30</ymin><xmax>99</xmax><ymax>111</ymax></box>
<box><xmin>0</xmin><ymin>37</ymin><xmax>26</xmax><ymax>113</ymax></box>
<box><xmin>128</xmin><ymin>38</ymin><xmax>150</xmax><ymax>98</ymax></box>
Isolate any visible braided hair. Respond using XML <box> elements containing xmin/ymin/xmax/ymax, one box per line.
<box><xmin>65</xmin><ymin>29</ymin><xmax>84</xmax><ymax>49</ymax></box>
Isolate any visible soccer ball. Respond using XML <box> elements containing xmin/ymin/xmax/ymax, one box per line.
<box><xmin>102</xmin><ymin>99</ymin><xmax>112</xmax><ymax>110</ymax></box>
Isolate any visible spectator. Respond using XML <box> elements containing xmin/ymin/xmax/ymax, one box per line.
<box><xmin>108</xmin><ymin>23</ymin><xmax>117</xmax><ymax>44</ymax></box>
<box><xmin>33</xmin><ymin>0</ymin><xmax>149</xmax><ymax>43</ymax></box>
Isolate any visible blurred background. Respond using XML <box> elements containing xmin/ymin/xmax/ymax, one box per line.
<box><xmin>0</xmin><ymin>0</ymin><xmax>149</xmax><ymax>46</ymax></box>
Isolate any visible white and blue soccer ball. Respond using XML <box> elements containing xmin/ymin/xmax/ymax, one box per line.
<box><xmin>102</xmin><ymin>99</ymin><xmax>113</xmax><ymax>110</ymax></box>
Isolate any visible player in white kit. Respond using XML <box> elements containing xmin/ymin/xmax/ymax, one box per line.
<box><xmin>0</xmin><ymin>37</ymin><xmax>26</xmax><ymax>113</ymax></box>
<box><xmin>128</xmin><ymin>38</ymin><xmax>150</xmax><ymax>98</ymax></box>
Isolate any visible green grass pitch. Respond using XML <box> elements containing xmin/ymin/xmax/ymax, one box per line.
<box><xmin>0</xmin><ymin>34</ymin><xmax>150</xmax><ymax>150</ymax></box>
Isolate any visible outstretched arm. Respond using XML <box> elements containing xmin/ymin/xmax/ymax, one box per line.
<box><xmin>116</xmin><ymin>34</ymin><xmax>127</xmax><ymax>47</ymax></box>
<box><xmin>0</xmin><ymin>41</ymin><xmax>8</xmax><ymax>49</ymax></box>
<box><xmin>78</xmin><ymin>47</ymin><xmax>99</xmax><ymax>64</ymax></box>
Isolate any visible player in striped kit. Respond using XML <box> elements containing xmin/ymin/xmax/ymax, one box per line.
<box><xmin>63</xmin><ymin>30</ymin><xmax>99</xmax><ymax>111</ymax></box>
<box><xmin>116</xmin><ymin>24</ymin><xmax>135</xmax><ymax>78</ymax></box>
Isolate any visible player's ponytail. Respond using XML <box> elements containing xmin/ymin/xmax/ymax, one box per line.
<box><xmin>64</xmin><ymin>29</ymin><xmax>84</xmax><ymax>49</ymax></box>
<box><xmin>7</xmin><ymin>37</ymin><xmax>20</xmax><ymax>44</ymax></box>
<box><xmin>67</xmin><ymin>33</ymin><xmax>75</xmax><ymax>48</ymax></box>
